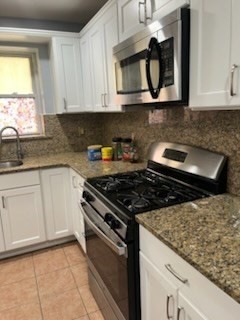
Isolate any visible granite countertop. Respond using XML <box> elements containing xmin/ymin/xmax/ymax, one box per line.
<box><xmin>0</xmin><ymin>152</ymin><xmax>146</xmax><ymax>178</ymax></box>
<box><xmin>136</xmin><ymin>194</ymin><xmax>240</xmax><ymax>304</ymax></box>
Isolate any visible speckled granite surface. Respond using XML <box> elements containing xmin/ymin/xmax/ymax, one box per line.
<box><xmin>136</xmin><ymin>194</ymin><xmax>240</xmax><ymax>304</ymax></box>
<box><xmin>0</xmin><ymin>152</ymin><xmax>145</xmax><ymax>178</ymax></box>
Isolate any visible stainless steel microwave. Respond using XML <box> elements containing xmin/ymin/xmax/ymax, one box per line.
<box><xmin>113</xmin><ymin>8</ymin><xmax>190</xmax><ymax>106</ymax></box>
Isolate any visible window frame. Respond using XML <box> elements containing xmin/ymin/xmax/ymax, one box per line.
<box><xmin>0</xmin><ymin>46</ymin><xmax>45</xmax><ymax>138</ymax></box>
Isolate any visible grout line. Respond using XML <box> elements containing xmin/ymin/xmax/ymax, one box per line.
<box><xmin>32</xmin><ymin>253</ymin><xmax>45</xmax><ymax>320</ymax></box>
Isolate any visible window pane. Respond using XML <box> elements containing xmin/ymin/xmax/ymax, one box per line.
<box><xmin>0</xmin><ymin>98</ymin><xmax>41</xmax><ymax>135</ymax></box>
<box><xmin>0</xmin><ymin>57</ymin><xmax>33</xmax><ymax>94</ymax></box>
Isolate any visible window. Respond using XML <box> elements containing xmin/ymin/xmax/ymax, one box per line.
<box><xmin>0</xmin><ymin>47</ymin><xmax>44</xmax><ymax>137</ymax></box>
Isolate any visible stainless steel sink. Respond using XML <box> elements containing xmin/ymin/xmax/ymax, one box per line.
<box><xmin>0</xmin><ymin>160</ymin><xmax>23</xmax><ymax>168</ymax></box>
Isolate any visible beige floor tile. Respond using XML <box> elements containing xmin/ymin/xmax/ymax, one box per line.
<box><xmin>37</xmin><ymin>268</ymin><xmax>76</xmax><ymax>299</ymax></box>
<box><xmin>78</xmin><ymin>285</ymin><xmax>99</xmax><ymax>314</ymax></box>
<box><xmin>0</xmin><ymin>278</ymin><xmax>39</xmax><ymax>312</ymax></box>
<box><xmin>63</xmin><ymin>242</ymin><xmax>86</xmax><ymax>266</ymax></box>
<box><xmin>88</xmin><ymin>311</ymin><xmax>105</xmax><ymax>320</ymax></box>
<box><xmin>0</xmin><ymin>302</ymin><xmax>42</xmax><ymax>320</ymax></box>
<box><xmin>33</xmin><ymin>247</ymin><xmax>69</xmax><ymax>276</ymax></box>
<box><xmin>41</xmin><ymin>288</ymin><xmax>87</xmax><ymax>320</ymax></box>
<box><xmin>0</xmin><ymin>255</ymin><xmax>35</xmax><ymax>286</ymax></box>
<box><xmin>71</xmin><ymin>262</ymin><xmax>88</xmax><ymax>288</ymax></box>
<box><xmin>75</xmin><ymin>316</ymin><xmax>89</xmax><ymax>320</ymax></box>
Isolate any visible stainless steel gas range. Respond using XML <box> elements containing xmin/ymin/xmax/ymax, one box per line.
<box><xmin>80</xmin><ymin>142</ymin><xmax>227</xmax><ymax>320</ymax></box>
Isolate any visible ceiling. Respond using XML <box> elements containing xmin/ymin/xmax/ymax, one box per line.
<box><xmin>0</xmin><ymin>0</ymin><xmax>108</xmax><ymax>29</ymax></box>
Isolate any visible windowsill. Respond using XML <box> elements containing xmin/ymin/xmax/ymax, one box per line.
<box><xmin>1</xmin><ymin>135</ymin><xmax>53</xmax><ymax>142</ymax></box>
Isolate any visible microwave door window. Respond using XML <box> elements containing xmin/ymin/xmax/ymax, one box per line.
<box><xmin>115</xmin><ymin>50</ymin><xmax>148</xmax><ymax>94</ymax></box>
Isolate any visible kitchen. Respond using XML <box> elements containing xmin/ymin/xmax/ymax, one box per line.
<box><xmin>0</xmin><ymin>0</ymin><xmax>239</xmax><ymax>320</ymax></box>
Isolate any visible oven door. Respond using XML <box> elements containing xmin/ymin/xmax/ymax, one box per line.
<box><xmin>80</xmin><ymin>200</ymin><xmax>129</xmax><ymax>320</ymax></box>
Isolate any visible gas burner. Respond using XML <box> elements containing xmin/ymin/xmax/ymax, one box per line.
<box><xmin>95</xmin><ymin>175</ymin><xmax>143</xmax><ymax>192</ymax></box>
<box><xmin>141</xmin><ymin>185</ymin><xmax>171</xmax><ymax>200</ymax></box>
<box><xmin>117</xmin><ymin>193</ymin><xmax>151</xmax><ymax>212</ymax></box>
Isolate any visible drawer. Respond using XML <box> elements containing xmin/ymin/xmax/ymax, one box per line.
<box><xmin>0</xmin><ymin>170</ymin><xmax>40</xmax><ymax>190</ymax></box>
<box><xmin>139</xmin><ymin>225</ymin><xmax>240</xmax><ymax>320</ymax></box>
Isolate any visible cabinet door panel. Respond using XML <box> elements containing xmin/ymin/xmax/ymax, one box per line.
<box><xmin>80</xmin><ymin>35</ymin><xmax>94</xmax><ymax>111</ymax></box>
<box><xmin>178</xmin><ymin>293</ymin><xmax>208</xmax><ymax>320</ymax></box>
<box><xmin>140</xmin><ymin>252</ymin><xmax>178</xmax><ymax>320</ymax></box>
<box><xmin>190</xmin><ymin>0</ymin><xmax>231</xmax><ymax>108</ymax></box>
<box><xmin>52</xmin><ymin>37</ymin><xmax>82</xmax><ymax>113</ymax></box>
<box><xmin>1</xmin><ymin>186</ymin><xmax>46</xmax><ymax>250</ymax></box>
<box><xmin>41</xmin><ymin>168</ymin><xmax>72</xmax><ymax>240</ymax></box>
<box><xmin>118</xmin><ymin>0</ymin><xmax>146</xmax><ymax>41</ymax></box>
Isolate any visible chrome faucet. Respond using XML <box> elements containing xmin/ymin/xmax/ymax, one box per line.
<box><xmin>0</xmin><ymin>126</ymin><xmax>24</xmax><ymax>160</ymax></box>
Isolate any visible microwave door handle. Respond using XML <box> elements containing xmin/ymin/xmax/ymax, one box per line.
<box><xmin>146</xmin><ymin>37</ymin><xmax>163</xmax><ymax>99</ymax></box>
<box><xmin>80</xmin><ymin>201</ymin><xmax>127</xmax><ymax>256</ymax></box>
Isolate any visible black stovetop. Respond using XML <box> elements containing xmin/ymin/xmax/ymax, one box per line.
<box><xmin>85</xmin><ymin>169</ymin><xmax>208</xmax><ymax>218</ymax></box>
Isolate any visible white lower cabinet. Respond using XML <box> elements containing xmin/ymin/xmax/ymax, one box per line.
<box><xmin>0</xmin><ymin>171</ymin><xmax>46</xmax><ymax>251</ymax></box>
<box><xmin>70</xmin><ymin>169</ymin><xmax>86</xmax><ymax>253</ymax></box>
<box><xmin>140</xmin><ymin>225</ymin><xmax>240</xmax><ymax>320</ymax></box>
<box><xmin>140</xmin><ymin>252</ymin><xmax>178</xmax><ymax>320</ymax></box>
<box><xmin>41</xmin><ymin>168</ymin><xmax>73</xmax><ymax>240</ymax></box>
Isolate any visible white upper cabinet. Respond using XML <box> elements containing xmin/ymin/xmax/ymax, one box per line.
<box><xmin>118</xmin><ymin>0</ymin><xmax>189</xmax><ymax>41</ymax></box>
<box><xmin>79</xmin><ymin>34</ymin><xmax>94</xmax><ymax>112</ymax></box>
<box><xmin>80</xmin><ymin>1</ymin><xmax>122</xmax><ymax>112</ymax></box>
<box><xmin>51</xmin><ymin>37</ymin><xmax>83</xmax><ymax>113</ymax></box>
<box><xmin>190</xmin><ymin>0</ymin><xmax>240</xmax><ymax>110</ymax></box>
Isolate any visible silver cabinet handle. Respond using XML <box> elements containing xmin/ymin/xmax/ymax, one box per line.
<box><xmin>165</xmin><ymin>264</ymin><xmax>188</xmax><ymax>284</ymax></box>
<box><xmin>166</xmin><ymin>295</ymin><xmax>173</xmax><ymax>319</ymax></box>
<box><xmin>104</xmin><ymin>93</ymin><xmax>108</xmax><ymax>107</ymax></box>
<box><xmin>101</xmin><ymin>94</ymin><xmax>105</xmax><ymax>107</ymax></box>
<box><xmin>230</xmin><ymin>64</ymin><xmax>238</xmax><ymax>96</ymax></box>
<box><xmin>63</xmin><ymin>98</ymin><xmax>67</xmax><ymax>111</ymax></box>
<box><xmin>145</xmin><ymin>0</ymin><xmax>153</xmax><ymax>21</ymax></box>
<box><xmin>177</xmin><ymin>306</ymin><xmax>184</xmax><ymax>320</ymax></box>
<box><xmin>2</xmin><ymin>197</ymin><xmax>5</xmax><ymax>209</ymax></box>
<box><xmin>72</xmin><ymin>176</ymin><xmax>77</xmax><ymax>188</ymax></box>
<box><xmin>138</xmin><ymin>1</ymin><xmax>145</xmax><ymax>24</ymax></box>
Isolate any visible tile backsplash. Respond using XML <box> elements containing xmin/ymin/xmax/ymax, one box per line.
<box><xmin>1</xmin><ymin>107</ymin><xmax>240</xmax><ymax>195</ymax></box>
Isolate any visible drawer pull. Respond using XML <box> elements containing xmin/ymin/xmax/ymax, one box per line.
<box><xmin>165</xmin><ymin>264</ymin><xmax>188</xmax><ymax>284</ymax></box>
<box><xmin>166</xmin><ymin>294</ymin><xmax>173</xmax><ymax>319</ymax></box>
<box><xmin>2</xmin><ymin>197</ymin><xmax>5</xmax><ymax>209</ymax></box>
<box><xmin>177</xmin><ymin>306</ymin><xmax>184</xmax><ymax>320</ymax></box>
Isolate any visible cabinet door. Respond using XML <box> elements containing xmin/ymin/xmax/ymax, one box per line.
<box><xmin>118</xmin><ymin>0</ymin><xmax>146</xmax><ymax>42</ymax></box>
<box><xmin>89</xmin><ymin>23</ymin><xmax>107</xmax><ymax>112</ymax></box>
<box><xmin>147</xmin><ymin>0</ymin><xmax>189</xmax><ymax>23</ymax></box>
<box><xmin>140</xmin><ymin>252</ymin><xmax>178</xmax><ymax>320</ymax></box>
<box><xmin>41</xmin><ymin>168</ymin><xmax>72</xmax><ymax>240</ymax></box>
<box><xmin>103</xmin><ymin>2</ymin><xmax>122</xmax><ymax>112</ymax></box>
<box><xmin>79</xmin><ymin>34</ymin><xmax>94</xmax><ymax>112</ymax></box>
<box><xmin>0</xmin><ymin>217</ymin><xmax>5</xmax><ymax>252</ymax></box>
<box><xmin>70</xmin><ymin>171</ymin><xmax>86</xmax><ymax>253</ymax></box>
<box><xmin>177</xmin><ymin>293</ymin><xmax>209</xmax><ymax>320</ymax></box>
<box><xmin>230</xmin><ymin>0</ymin><xmax>240</xmax><ymax>106</ymax></box>
<box><xmin>189</xmin><ymin>0</ymin><xmax>232</xmax><ymax>109</ymax></box>
<box><xmin>51</xmin><ymin>37</ymin><xmax>83</xmax><ymax>113</ymax></box>
<box><xmin>0</xmin><ymin>186</ymin><xmax>46</xmax><ymax>250</ymax></box>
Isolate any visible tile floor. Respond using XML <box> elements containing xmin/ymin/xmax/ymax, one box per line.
<box><xmin>0</xmin><ymin>241</ymin><xmax>105</xmax><ymax>320</ymax></box>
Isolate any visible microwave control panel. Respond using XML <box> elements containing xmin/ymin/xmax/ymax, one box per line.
<box><xmin>160</xmin><ymin>37</ymin><xmax>174</xmax><ymax>87</ymax></box>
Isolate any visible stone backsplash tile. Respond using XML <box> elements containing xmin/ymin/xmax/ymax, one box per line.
<box><xmin>101</xmin><ymin>107</ymin><xmax>240</xmax><ymax>195</ymax></box>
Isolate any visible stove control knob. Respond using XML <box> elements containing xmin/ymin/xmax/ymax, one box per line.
<box><xmin>104</xmin><ymin>213</ymin><xmax>114</xmax><ymax>223</ymax></box>
<box><xmin>83</xmin><ymin>191</ymin><xmax>94</xmax><ymax>202</ymax></box>
<box><xmin>110</xmin><ymin>219</ymin><xmax>121</xmax><ymax>230</ymax></box>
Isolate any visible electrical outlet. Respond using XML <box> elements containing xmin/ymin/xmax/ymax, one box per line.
<box><xmin>78</xmin><ymin>127</ymin><xmax>85</xmax><ymax>136</ymax></box>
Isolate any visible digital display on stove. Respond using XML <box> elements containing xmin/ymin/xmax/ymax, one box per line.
<box><xmin>162</xmin><ymin>149</ymin><xmax>188</xmax><ymax>163</ymax></box>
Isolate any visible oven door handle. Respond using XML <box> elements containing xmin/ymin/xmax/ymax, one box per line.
<box><xmin>80</xmin><ymin>201</ymin><xmax>127</xmax><ymax>256</ymax></box>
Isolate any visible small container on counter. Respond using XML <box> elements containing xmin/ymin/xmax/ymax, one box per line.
<box><xmin>122</xmin><ymin>138</ymin><xmax>132</xmax><ymax>161</ymax></box>
<box><xmin>112</xmin><ymin>137</ymin><xmax>122</xmax><ymax>161</ymax></box>
<box><xmin>101</xmin><ymin>147</ymin><xmax>113</xmax><ymax>161</ymax></box>
<box><xmin>87</xmin><ymin>145</ymin><xmax>102</xmax><ymax>161</ymax></box>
